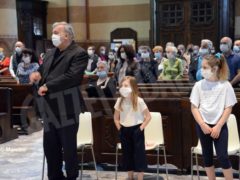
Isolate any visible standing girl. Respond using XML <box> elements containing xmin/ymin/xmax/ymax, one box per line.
<box><xmin>114</xmin><ymin>76</ymin><xmax>151</xmax><ymax>180</ymax></box>
<box><xmin>190</xmin><ymin>53</ymin><xmax>237</xmax><ymax>180</ymax></box>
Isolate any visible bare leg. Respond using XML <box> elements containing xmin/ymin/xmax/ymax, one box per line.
<box><xmin>205</xmin><ymin>166</ymin><xmax>216</xmax><ymax>180</ymax></box>
<box><xmin>128</xmin><ymin>171</ymin><xmax>134</xmax><ymax>180</ymax></box>
<box><xmin>137</xmin><ymin>172</ymin><xmax>144</xmax><ymax>180</ymax></box>
<box><xmin>222</xmin><ymin>168</ymin><xmax>233</xmax><ymax>180</ymax></box>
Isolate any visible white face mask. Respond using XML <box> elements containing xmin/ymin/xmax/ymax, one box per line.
<box><xmin>119</xmin><ymin>87</ymin><xmax>132</xmax><ymax>97</ymax></box>
<box><xmin>201</xmin><ymin>68</ymin><xmax>214</xmax><ymax>80</ymax></box>
<box><xmin>0</xmin><ymin>52</ymin><xmax>4</xmax><ymax>60</ymax></box>
<box><xmin>51</xmin><ymin>34</ymin><xmax>62</xmax><ymax>47</ymax></box>
<box><xmin>193</xmin><ymin>49</ymin><xmax>199</xmax><ymax>55</ymax></box>
<box><xmin>199</xmin><ymin>48</ymin><xmax>209</xmax><ymax>57</ymax></box>
<box><xmin>120</xmin><ymin>52</ymin><xmax>127</xmax><ymax>59</ymax></box>
<box><xmin>141</xmin><ymin>52</ymin><xmax>150</xmax><ymax>59</ymax></box>
<box><xmin>211</xmin><ymin>49</ymin><xmax>215</xmax><ymax>54</ymax></box>
<box><xmin>22</xmin><ymin>56</ymin><xmax>31</xmax><ymax>64</ymax></box>
<box><xmin>167</xmin><ymin>53</ymin><xmax>175</xmax><ymax>60</ymax></box>
<box><xmin>108</xmin><ymin>54</ymin><xmax>114</xmax><ymax>60</ymax></box>
<box><xmin>233</xmin><ymin>45</ymin><xmax>240</xmax><ymax>53</ymax></box>
<box><xmin>15</xmin><ymin>47</ymin><xmax>22</xmax><ymax>54</ymax></box>
<box><xmin>88</xmin><ymin>49</ymin><xmax>94</xmax><ymax>56</ymax></box>
<box><xmin>220</xmin><ymin>44</ymin><xmax>229</xmax><ymax>53</ymax></box>
<box><xmin>100</xmin><ymin>50</ymin><xmax>106</xmax><ymax>55</ymax></box>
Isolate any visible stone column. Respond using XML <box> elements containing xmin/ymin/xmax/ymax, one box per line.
<box><xmin>0</xmin><ymin>0</ymin><xmax>18</xmax><ymax>56</ymax></box>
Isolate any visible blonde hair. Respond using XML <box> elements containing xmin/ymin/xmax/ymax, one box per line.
<box><xmin>203</xmin><ymin>54</ymin><xmax>229</xmax><ymax>80</ymax></box>
<box><xmin>118</xmin><ymin>76</ymin><xmax>139</xmax><ymax>111</ymax></box>
<box><xmin>152</xmin><ymin>46</ymin><xmax>163</xmax><ymax>53</ymax></box>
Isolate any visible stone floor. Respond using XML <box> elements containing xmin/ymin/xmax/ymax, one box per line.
<box><xmin>0</xmin><ymin>130</ymin><xmax>236</xmax><ymax>180</ymax></box>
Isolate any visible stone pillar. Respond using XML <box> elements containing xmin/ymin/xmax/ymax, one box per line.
<box><xmin>0</xmin><ymin>0</ymin><xmax>18</xmax><ymax>56</ymax></box>
<box><xmin>47</xmin><ymin>0</ymin><xmax>87</xmax><ymax>42</ymax></box>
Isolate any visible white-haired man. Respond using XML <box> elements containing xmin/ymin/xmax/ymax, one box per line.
<box><xmin>196</xmin><ymin>39</ymin><xmax>213</xmax><ymax>81</ymax></box>
<box><xmin>30</xmin><ymin>22</ymin><xmax>88</xmax><ymax>180</ymax></box>
<box><xmin>9</xmin><ymin>41</ymin><xmax>25</xmax><ymax>82</ymax></box>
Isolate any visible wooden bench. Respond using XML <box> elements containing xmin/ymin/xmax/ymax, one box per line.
<box><xmin>114</xmin><ymin>91</ymin><xmax>190</xmax><ymax>98</ymax></box>
<box><xmin>0</xmin><ymin>87</ymin><xmax>18</xmax><ymax>143</ymax></box>
<box><xmin>138</xmin><ymin>86</ymin><xmax>193</xmax><ymax>92</ymax></box>
<box><xmin>0</xmin><ymin>84</ymin><xmax>42</xmax><ymax>134</ymax></box>
<box><xmin>0</xmin><ymin>76</ymin><xmax>17</xmax><ymax>84</ymax></box>
<box><xmin>157</xmin><ymin>80</ymin><xmax>191</xmax><ymax>83</ymax></box>
<box><xmin>138</xmin><ymin>82</ymin><xmax>194</xmax><ymax>87</ymax></box>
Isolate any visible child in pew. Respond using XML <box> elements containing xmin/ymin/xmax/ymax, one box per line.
<box><xmin>114</xmin><ymin>76</ymin><xmax>151</xmax><ymax>180</ymax></box>
<box><xmin>16</xmin><ymin>48</ymin><xmax>39</xmax><ymax>84</ymax></box>
<box><xmin>190</xmin><ymin>53</ymin><xmax>237</xmax><ymax>180</ymax></box>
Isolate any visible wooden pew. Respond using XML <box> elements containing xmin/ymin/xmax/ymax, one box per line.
<box><xmin>157</xmin><ymin>80</ymin><xmax>191</xmax><ymax>83</ymax></box>
<box><xmin>114</xmin><ymin>91</ymin><xmax>190</xmax><ymax>98</ymax></box>
<box><xmin>138</xmin><ymin>86</ymin><xmax>193</xmax><ymax>92</ymax></box>
<box><xmin>138</xmin><ymin>83</ymin><xmax>194</xmax><ymax>87</ymax></box>
<box><xmin>0</xmin><ymin>84</ymin><xmax>42</xmax><ymax>134</ymax></box>
<box><xmin>0</xmin><ymin>76</ymin><xmax>17</xmax><ymax>84</ymax></box>
<box><xmin>0</xmin><ymin>88</ymin><xmax>18</xmax><ymax>143</ymax></box>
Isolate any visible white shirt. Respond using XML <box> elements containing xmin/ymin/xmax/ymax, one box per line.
<box><xmin>86</xmin><ymin>59</ymin><xmax>93</xmax><ymax>71</ymax></box>
<box><xmin>190</xmin><ymin>79</ymin><xmax>237</xmax><ymax>125</ymax></box>
<box><xmin>114</xmin><ymin>97</ymin><xmax>148</xmax><ymax>127</ymax></box>
<box><xmin>118</xmin><ymin>61</ymin><xmax>128</xmax><ymax>84</ymax></box>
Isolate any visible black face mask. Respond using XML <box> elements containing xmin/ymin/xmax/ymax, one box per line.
<box><xmin>188</xmin><ymin>48</ymin><xmax>193</xmax><ymax>53</ymax></box>
<box><xmin>177</xmin><ymin>50</ymin><xmax>182</xmax><ymax>56</ymax></box>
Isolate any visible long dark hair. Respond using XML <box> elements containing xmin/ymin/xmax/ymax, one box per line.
<box><xmin>117</xmin><ymin>44</ymin><xmax>135</xmax><ymax>63</ymax></box>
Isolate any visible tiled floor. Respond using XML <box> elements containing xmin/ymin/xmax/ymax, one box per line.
<box><xmin>0</xmin><ymin>130</ymin><xmax>236</xmax><ymax>180</ymax></box>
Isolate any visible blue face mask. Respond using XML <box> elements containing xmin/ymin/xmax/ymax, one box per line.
<box><xmin>97</xmin><ymin>71</ymin><xmax>108</xmax><ymax>79</ymax></box>
<box><xmin>154</xmin><ymin>52</ymin><xmax>162</xmax><ymax>59</ymax></box>
<box><xmin>233</xmin><ymin>45</ymin><xmax>240</xmax><ymax>53</ymax></box>
<box><xmin>0</xmin><ymin>52</ymin><xmax>4</xmax><ymax>60</ymax></box>
<box><xmin>199</xmin><ymin>48</ymin><xmax>209</xmax><ymax>57</ymax></box>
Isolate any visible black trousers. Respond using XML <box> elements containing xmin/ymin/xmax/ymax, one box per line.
<box><xmin>43</xmin><ymin>117</ymin><xmax>79</xmax><ymax>180</ymax></box>
<box><xmin>196</xmin><ymin>123</ymin><xmax>231</xmax><ymax>169</ymax></box>
<box><xmin>120</xmin><ymin>124</ymin><xmax>147</xmax><ymax>172</ymax></box>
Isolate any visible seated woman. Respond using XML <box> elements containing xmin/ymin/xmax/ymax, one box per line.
<box><xmin>159</xmin><ymin>46</ymin><xmax>183</xmax><ymax>80</ymax></box>
<box><xmin>85</xmin><ymin>45</ymin><xmax>99</xmax><ymax>75</ymax></box>
<box><xmin>107</xmin><ymin>49</ymin><xmax>118</xmax><ymax>72</ymax></box>
<box><xmin>0</xmin><ymin>48</ymin><xmax>11</xmax><ymax>75</ymax></box>
<box><xmin>86</xmin><ymin>61</ymin><xmax>116</xmax><ymax>97</ymax></box>
<box><xmin>16</xmin><ymin>48</ymin><xmax>39</xmax><ymax>84</ymax></box>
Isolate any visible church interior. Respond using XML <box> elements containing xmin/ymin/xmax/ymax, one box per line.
<box><xmin>0</xmin><ymin>0</ymin><xmax>240</xmax><ymax>179</ymax></box>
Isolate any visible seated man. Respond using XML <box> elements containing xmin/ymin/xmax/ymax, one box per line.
<box><xmin>0</xmin><ymin>48</ymin><xmax>10</xmax><ymax>75</ymax></box>
<box><xmin>86</xmin><ymin>61</ymin><xmax>116</xmax><ymax>97</ymax></box>
<box><xmin>85</xmin><ymin>45</ymin><xmax>99</xmax><ymax>75</ymax></box>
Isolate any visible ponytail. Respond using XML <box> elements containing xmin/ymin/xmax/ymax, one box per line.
<box><xmin>203</xmin><ymin>53</ymin><xmax>229</xmax><ymax>80</ymax></box>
